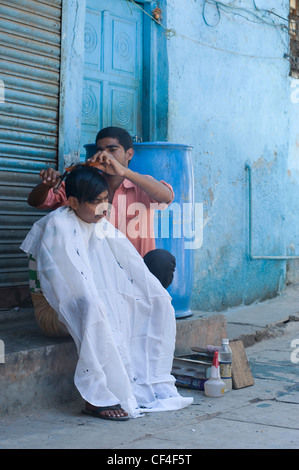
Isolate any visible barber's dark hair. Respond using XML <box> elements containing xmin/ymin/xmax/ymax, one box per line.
<box><xmin>65</xmin><ymin>166</ymin><xmax>108</xmax><ymax>203</ymax></box>
<box><xmin>95</xmin><ymin>127</ymin><xmax>133</xmax><ymax>151</ymax></box>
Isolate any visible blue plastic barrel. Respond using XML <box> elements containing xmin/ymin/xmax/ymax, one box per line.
<box><xmin>132</xmin><ymin>143</ymin><xmax>194</xmax><ymax>318</ymax></box>
<box><xmin>84</xmin><ymin>142</ymin><xmax>195</xmax><ymax>318</ymax></box>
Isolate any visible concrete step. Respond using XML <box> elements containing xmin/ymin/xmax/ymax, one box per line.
<box><xmin>0</xmin><ymin>308</ymin><xmax>227</xmax><ymax>417</ymax></box>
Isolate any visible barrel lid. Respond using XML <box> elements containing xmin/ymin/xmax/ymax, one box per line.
<box><xmin>133</xmin><ymin>142</ymin><xmax>193</xmax><ymax>149</ymax></box>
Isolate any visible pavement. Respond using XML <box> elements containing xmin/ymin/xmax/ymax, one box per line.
<box><xmin>0</xmin><ymin>283</ymin><xmax>299</xmax><ymax>451</ymax></box>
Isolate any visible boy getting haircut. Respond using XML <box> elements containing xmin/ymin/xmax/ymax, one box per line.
<box><xmin>21</xmin><ymin>166</ymin><xmax>193</xmax><ymax>419</ymax></box>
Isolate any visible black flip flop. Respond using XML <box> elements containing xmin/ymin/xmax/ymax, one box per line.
<box><xmin>82</xmin><ymin>404</ymin><xmax>130</xmax><ymax>421</ymax></box>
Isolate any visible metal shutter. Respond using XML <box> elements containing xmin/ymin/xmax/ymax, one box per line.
<box><xmin>0</xmin><ymin>0</ymin><xmax>62</xmax><ymax>301</ymax></box>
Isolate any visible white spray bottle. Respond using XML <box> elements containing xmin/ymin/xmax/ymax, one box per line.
<box><xmin>204</xmin><ymin>351</ymin><xmax>226</xmax><ymax>398</ymax></box>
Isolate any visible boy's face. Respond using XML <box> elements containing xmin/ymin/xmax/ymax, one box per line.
<box><xmin>69</xmin><ymin>190</ymin><xmax>109</xmax><ymax>224</ymax></box>
<box><xmin>95</xmin><ymin>137</ymin><xmax>133</xmax><ymax>168</ymax></box>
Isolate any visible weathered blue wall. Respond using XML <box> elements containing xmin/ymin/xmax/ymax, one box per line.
<box><xmin>161</xmin><ymin>0</ymin><xmax>299</xmax><ymax>311</ymax></box>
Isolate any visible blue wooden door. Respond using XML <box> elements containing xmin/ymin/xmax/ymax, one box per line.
<box><xmin>81</xmin><ymin>0</ymin><xmax>143</xmax><ymax>158</ymax></box>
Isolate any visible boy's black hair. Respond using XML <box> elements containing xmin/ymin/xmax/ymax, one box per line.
<box><xmin>95</xmin><ymin>126</ymin><xmax>133</xmax><ymax>151</ymax></box>
<box><xmin>65</xmin><ymin>166</ymin><xmax>108</xmax><ymax>203</ymax></box>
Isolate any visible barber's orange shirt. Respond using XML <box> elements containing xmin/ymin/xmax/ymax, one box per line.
<box><xmin>36</xmin><ymin>178</ymin><xmax>174</xmax><ymax>257</ymax></box>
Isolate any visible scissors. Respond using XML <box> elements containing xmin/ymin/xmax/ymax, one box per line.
<box><xmin>53</xmin><ymin>161</ymin><xmax>100</xmax><ymax>191</ymax></box>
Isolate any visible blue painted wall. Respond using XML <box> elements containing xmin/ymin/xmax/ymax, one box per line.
<box><xmin>158</xmin><ymin>0</ymin><xmax>299</xmax><ymax>311</ymax></box>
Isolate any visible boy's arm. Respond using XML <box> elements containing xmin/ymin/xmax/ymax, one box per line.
<box><xmin>28</xmin><ymin>168</ymin><xmax>61</xmax><ymax>207</ymax></box>
<box><xmin>124</xmin><ymin>169</ymin><xmax>173</xmax><ymax>203</ymax></box>
<box><xmin>89</xmin><ymin>152</ymin><xmax>173</xmax><ymax>203</ymax></box>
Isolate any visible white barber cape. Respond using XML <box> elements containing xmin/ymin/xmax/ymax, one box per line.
<box><xmin>20</xmin><ymin>206</ymin><xmax>193</xmax><ymax>417</ymax></box>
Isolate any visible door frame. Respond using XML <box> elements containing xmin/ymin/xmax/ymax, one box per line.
<box><xmin>141</xmin><ymin>1</ymin><xmax>168</xmax><ymax>142</ymax></box>
<box><xmin>58</xmin><ymin>0</ymin><xmax>87</xmax><ymax>173</ymax></box>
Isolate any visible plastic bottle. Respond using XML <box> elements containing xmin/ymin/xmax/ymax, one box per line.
<box><xmin>204</xmin><ymin>351</ymin><xmax>226</xmax><ymax>397</ymax></box>
<box><xmin>218</xmin><ymin>338</ymin><xmax>232</xmax><ymax>392</ymax></box>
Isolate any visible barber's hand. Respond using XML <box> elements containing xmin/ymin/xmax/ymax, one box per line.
<box><xmin>88</xmin><ymin>151</ymin><xmax>126</xmax><ymax>177</ymax></box>
<box><xmin>39</xmin><ymin>168</ymin><xmax>61</xmax><ymax>187</ymax></box>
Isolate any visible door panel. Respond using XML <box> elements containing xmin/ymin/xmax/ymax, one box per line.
<box><xmin>81</xmin><ymin>0</ymin><xmax>143</xmax><ymax>158</ymax></box>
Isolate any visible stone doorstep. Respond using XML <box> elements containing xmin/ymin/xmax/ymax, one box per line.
<box><xmin>175</xmin><ymin>311</ymin><xmax>227</xmax><ymax>355</ymax></box>
<box><xmin>0</xmin><ymin>311</ymin><xmax>227</xmax><ymax>417</ymax></box>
